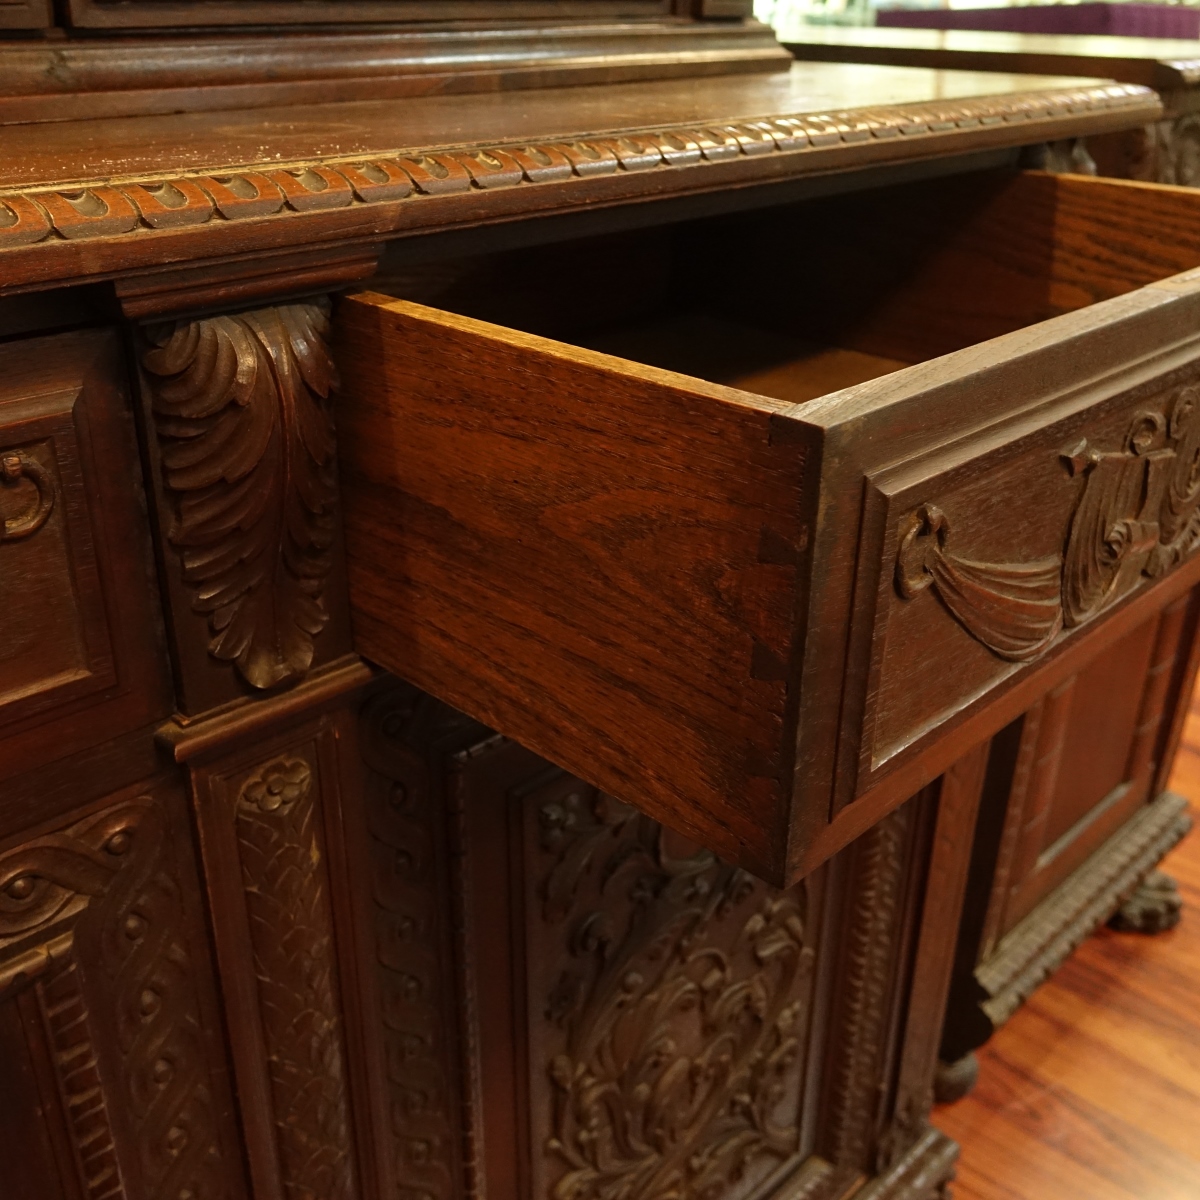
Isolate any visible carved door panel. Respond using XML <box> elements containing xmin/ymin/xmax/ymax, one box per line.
<box><xmin>347</xmin><ymin>680</ymin><xmax>977</xmax><ymax>1200</ymax></box>
<box><xmin>978</xmin><ymin>592</ymin><xmax>1199</xmax><ymax>945</ymax></box>
<box><xmin>0</xmin><ymin>779</ymin><xmax>247</xmax><ymax>1200</ymax></box>
<box><xmin>351</xmin><ymin>680</ymin><xmax>840</xmax><ymax>1200</ymax></box>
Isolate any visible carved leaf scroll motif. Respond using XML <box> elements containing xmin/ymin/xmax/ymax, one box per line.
<box><xmin>143</xmin><ymin>302</ymin><xmax>338</xmax><ymax>690</ymax></box>
<box><xmin>538</xmin><ymin>789</ymin><xmax>815</xmax><ymax>1200</ymax></box>
<box><xmin>897</xmin><ymin>387</ymin><xmax>1200</xmax><ymax>662</ymax></box>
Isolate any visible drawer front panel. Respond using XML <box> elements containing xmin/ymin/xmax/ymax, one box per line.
<box><xmin>809</xmin><ymin>275</ymin><xmax>1200</xmax><ymax>839</ymax></box>
<box><xmin>869</xmin><ymin>361</ymin><xmax>1200</xmax><ymax>770</ymax></box>
<box><xmin>0</xmin><ymin>330</ymin><xmax>172</xmax><ymax>779</ymax></box>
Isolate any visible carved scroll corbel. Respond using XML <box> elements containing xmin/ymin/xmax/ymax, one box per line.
<box><xmin>142</xmin><ymin>301</ymin><xmax>338</xmax><ymax>690</ymax></box>
<box><xmin>896</xmin><ymin>503</ymin><xmax>1064</xmax><ymax>662</ymax></box>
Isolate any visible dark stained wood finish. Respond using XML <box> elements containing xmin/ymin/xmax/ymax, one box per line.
<box><xmin>938</xmin><ymin>585</ymin><xmax>1199</xmax><ymax>1067</ymax></box>
<box><xmin>777</xmin><ymin>27</ymin><xmax>1200</xmax><ymax>188</ymax></box>
<box><xmin>65</xmin><ymin>0</ymin><xmax>673</xmax><ymax>29</ymax></box>
<box><xmin>340</xmin><ymin>169</ymin><xmax>1200</xmax><ymax>884</ymax></box>
<box><xmin>0</xmin><ymin>0</ymin><xmax>48</xmax><ymax>28</ymax></box>
<box><xmin>0</xmin><ymin>776</ymin><xmax>249</xmax><ymax>1200</ymax></box>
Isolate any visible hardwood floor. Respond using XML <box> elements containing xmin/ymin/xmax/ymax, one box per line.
<box><xmin>934</xmin><ymin>701</ymin><xmax>1200</xmax><ymax>1200</ymax></box>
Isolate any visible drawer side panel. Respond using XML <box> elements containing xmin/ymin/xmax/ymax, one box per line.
<box><xmin>337</xmin><ymin>293</ymin><xmax>815</xmax><ymax>881</ymax></box>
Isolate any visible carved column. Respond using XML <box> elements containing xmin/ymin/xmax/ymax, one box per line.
<box><xmin>120</xmin><ymin>252</ymin><xmax>386</xmax><ymax>1200</ymax></box>
<box><xmin>167</xmin><ymin>683</ymin><xmax>380</xmax><ymax>1200</ymax></box>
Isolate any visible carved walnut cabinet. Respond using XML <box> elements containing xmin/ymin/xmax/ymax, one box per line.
<box><xmin>0</xmin><ymin>13</ymin><xmax>1195</xmax><ymax>1200</ymax></box>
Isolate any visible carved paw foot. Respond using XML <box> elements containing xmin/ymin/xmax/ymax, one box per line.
<box><xmin>1109</xmin><ymin>870</ymin><xmax>1183</xmax><ymax>934</ymax></box>
<box><xmin>933</xmin><ymin>1053</ymin><xmax>979</xmax><ymax>1105</ymax></box>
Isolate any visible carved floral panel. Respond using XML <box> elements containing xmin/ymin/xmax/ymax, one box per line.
<box><xmin>521</xmin><ymin>783</ymin><xmax>817</xmax><ymax>1200</ymax></box>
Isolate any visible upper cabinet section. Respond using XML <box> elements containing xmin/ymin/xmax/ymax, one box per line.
<box><xmin>66</xmin><ymin>0</ymin><xmax>682</xmax><ymax>29</ymax></box>
<box><xmin>0</xmin><ymin>0</ymin><xmax>50</xmax><ymax>29</ymax></box>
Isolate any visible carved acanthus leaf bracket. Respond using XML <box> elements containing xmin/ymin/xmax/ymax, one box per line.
<box><xmin>142</xmin><ymin>301</ymin><xmax>338</xmax><ymax>690</ymax></box>
<box><xmin>897</xmin><ymin>386</ymin><xmax>1200</xmax><ymax>663</ymax></box>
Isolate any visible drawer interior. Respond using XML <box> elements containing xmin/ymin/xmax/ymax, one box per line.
<box><xmin>345</xmin><ymin>166</ymin><xmax>1200</xmax><ymax>883</ymax></box>
<box><xmin>371</xmin><ymin>167</ymin><xmax>1200</xmax><ymax>398</ymax></box>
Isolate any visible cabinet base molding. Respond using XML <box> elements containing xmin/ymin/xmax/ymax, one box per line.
<box><xmin>853</xmin><ymin>1129</ymin><xmax>958</xmax><ymax>1200</ymax></box>
<box><xmin>978</xmin><ymin>791</ymin><xmax>1191</xmax><ymax>1027</ymax></box>
<box><xmin>1108</xmin><ymin>868</ymin><xmax>1184</xmax><ymax>933</ymax></box>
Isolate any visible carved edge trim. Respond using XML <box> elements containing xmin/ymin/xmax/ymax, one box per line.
<box><xmin>824</xmin><ymin>806</ymin><xmax>912</xmax><ymax>1171</ymax></box>
<box><xmin>977</xmin><ymin>789</ymin><xmax>1191</xmax><ymax>1026</ymax></box>
<box><xmin>851</xmin><ymin>1128</ymin><xmax>958</xmax><ymax>1200</ymax></box>
<box><xmin>0</xmin><ymin>84</ymin><xmax>1153</xmax><ymax>253</ymax></box>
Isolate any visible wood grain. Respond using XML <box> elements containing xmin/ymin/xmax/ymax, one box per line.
<box><xmin>935</xmin><ymin>694</ymin><xmax>1200</xmax><ymax>1200</ymax></box>
<box><xmin>338</xmin><ymin>291</ymin><xmax>813</xmax><ymax>881</ymax></box>
<box><xmin>339</xmin><ymin>174</ymin><xmax>1200</xmax><ymax>883</ymax></box>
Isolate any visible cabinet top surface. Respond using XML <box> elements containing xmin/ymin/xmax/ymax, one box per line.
<box><xmin>0</xmin><ymin>60</ymin><xmax>1159</xmax><ymax>293</ymax></box>
<box><xmin>780</xmin><ymin>25</ymin><xmax>1200</xmax><ymax>87</ymax></box>
<box><xmin>0</xmin><ymin>60</ymin><xmax>1143</xmax><ymax>186</ymax></box>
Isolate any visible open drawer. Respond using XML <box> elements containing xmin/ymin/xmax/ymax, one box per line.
<box><xmin>338</xmin><ymin>168</ymin><xmax>1200</xmax><ymax>885</ymax></box>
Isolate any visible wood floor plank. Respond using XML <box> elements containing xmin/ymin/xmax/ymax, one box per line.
<box><xmin>933</xmin><ymin>683</ymin><xmax>1200</xmax><ymax>1200</ymax></box>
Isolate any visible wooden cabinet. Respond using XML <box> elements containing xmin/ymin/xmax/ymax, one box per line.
<box><xmin>339</xmin><ymin>167</ymin><xmax>1200</xmax><ymax>886</ymax></box>
<box><xmin>0</xmin><ymin>48</ymin><xmax>1194</xmax><ymax>1200</ymax></box>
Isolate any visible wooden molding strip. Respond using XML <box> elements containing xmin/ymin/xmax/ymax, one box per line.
<box><xmin>0</xmin><ymin>82</ymin><xmax>1157</xmax><ymax>289</ymax></box>
<box><xmin>0</xmin><ymin>22</ymin><xmax>789</xmax><ymax>126</ymax></box>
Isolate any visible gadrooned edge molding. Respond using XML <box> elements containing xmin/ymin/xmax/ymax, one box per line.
<box><xmin>0</xmin><ymin>83</ymin><xmax>1154</xmax><ymax>253</ymax></box>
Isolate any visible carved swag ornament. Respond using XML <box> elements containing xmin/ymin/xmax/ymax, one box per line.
<box><xmin>537</xmin><ymin>788</ymin><xmax>815</xmax><ymax>1200</ymax></box>
<box><xmin>142</xmin><ymin>302</ymin><xmax>338</xmax><ymax>690</ymax></box>
<box><xmin>897</xmin><ymin>386</ymin><xmax>1200</xmax><ymax>662</ymax></box>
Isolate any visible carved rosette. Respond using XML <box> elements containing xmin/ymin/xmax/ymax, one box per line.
<box><xmin>897</xmin><ymin>385</ymin><xmax>1200</xmax><ymax>662</ymax></box>
<box><xmin>235</xmin><ymin>755</ymin><xmax>358</xmax><ymax>1200</ymax></box>
<box><xmin>142</xmin><ymin>302</ymin><xmax>338</xmax><ymax>690</ymax></box>
<box><xmin>0</xmin><ymin>799</ymin><xmax>230</xmax><ymax>1200</ymax></box>
<box><xmin>534</xmin><ymin>787</ymin><xmax>815</xmax><ymax>1200</ymax></box>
